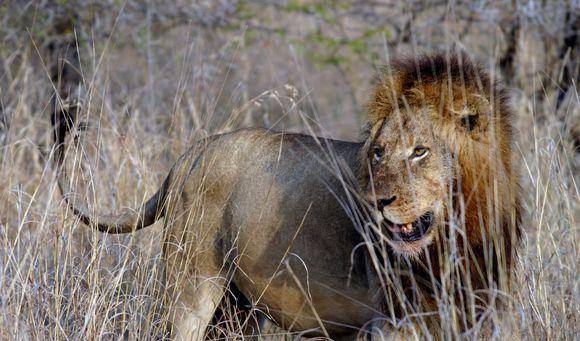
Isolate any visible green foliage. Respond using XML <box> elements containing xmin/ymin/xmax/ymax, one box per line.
<box><xmin>210</xmin><ymin>1</ymin><xmax>391</xmax><ymax>67</ymax></box>
<box><xmin>278</xmin><ymin>2</ymin><xmax>391</xmax><ymax>66</ymax></box>
<box><xmin>292</xmin><ymin>28</ymin><xmax>390</xmax><ymax>68</ymax></box>
<box><xmin>236</xmin><ymin>1</ymin><xmax>255</xmax><ymax>21</ymax></box>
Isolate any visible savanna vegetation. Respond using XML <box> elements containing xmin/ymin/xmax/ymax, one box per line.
<box><xmin>0</xmin><ymin>1</ymin><xmax>577</xmax><ymax>339</ymax></box>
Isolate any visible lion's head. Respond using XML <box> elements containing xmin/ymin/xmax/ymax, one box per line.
<box><xmin>361</xmin><ymin>53</ymin><xmax>521</xmax><ymax>261</ymax></box>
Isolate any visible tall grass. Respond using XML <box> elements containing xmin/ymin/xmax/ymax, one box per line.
<box><xmin>0</xmin><ymin>1</ymin><xmax>578</xmax><ymax>340</ymax></box>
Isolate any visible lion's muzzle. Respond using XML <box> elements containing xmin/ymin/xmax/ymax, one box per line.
<box><xmin>382</xmin><ymin>211</ymin><xmax>434</xmax><ymax>242</ymax></box>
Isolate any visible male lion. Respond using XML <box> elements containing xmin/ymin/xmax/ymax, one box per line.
<box><xmin>53</xmin><ymin>53</ymin><xmax>521</xmax><ymax>340</ymax></box>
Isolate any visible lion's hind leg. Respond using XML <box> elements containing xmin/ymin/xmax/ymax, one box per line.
<box><xmin>166</xmin><ymin>277</ymin><xmax>227</xmax><ymax>341</ymax></box>
<box><xmin>207</xmin><ymin>282</ymin><xmax>268</xmax><ymax>340</ymax></box>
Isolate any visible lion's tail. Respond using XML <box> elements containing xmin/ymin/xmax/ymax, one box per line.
<box><xmin>52</xmin><ymin>112</ymin><xmax>167</xmax><ymax>234</ymax></box>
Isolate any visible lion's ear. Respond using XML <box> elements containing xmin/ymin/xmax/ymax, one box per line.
<box><xmin>456</xmin><ymin>112</ymin><xmax>490</xmax><ymax>140</ymax></box>
<box><xmin>460</xmin><ymin>114</ymin><xmax>479</xmax><ymax>132</ymax></box>
<box><xmin>454</xmin><ymin>96</ymin><xmax>491</xmax><ymax>138</ymax></box>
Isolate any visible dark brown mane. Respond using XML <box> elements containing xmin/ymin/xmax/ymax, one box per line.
<box><xmin>367</xmin><ymin>52</ymin><xmax>514</xmax><ymax>137</ymax></box>
<box><xmin>388</xmin><ymin>52</ymin><xmax>491</xmax><ymax>93</ymax></box>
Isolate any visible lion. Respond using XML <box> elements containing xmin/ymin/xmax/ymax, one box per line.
<box><xmin>53</xmin><ymin>52</ymin><xmax>521</xmax><ymax>340</ymax></box>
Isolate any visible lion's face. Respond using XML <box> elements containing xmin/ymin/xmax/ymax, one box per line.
<box><xmin>365</xmin><ymin>110</ymin><xmax>453</xmax><ymax>257</ymax></box>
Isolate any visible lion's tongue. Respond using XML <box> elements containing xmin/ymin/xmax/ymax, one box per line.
<box><xmin>387</xmin><ymin>225</ymin><xmax>401</xmax><ymax>233</ymax></box>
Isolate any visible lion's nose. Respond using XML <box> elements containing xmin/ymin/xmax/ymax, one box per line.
<box><xmin>376</xmin><ymin>196</ymin><xmax>397</xmax><ymax>211</ymax></box>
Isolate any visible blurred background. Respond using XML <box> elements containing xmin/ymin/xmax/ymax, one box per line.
<box><xmin>0</xmin><ymin>0</ymin><xmax>577</xmax><ymax>339</ymax></box>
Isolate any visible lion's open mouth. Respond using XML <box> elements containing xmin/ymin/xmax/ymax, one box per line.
<box><xmin>383</xmin><ymin>211</ymin><xmax>434</xmax><ymax>242</ymax></box>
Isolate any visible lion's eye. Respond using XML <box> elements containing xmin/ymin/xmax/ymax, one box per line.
<box><xmin>411</xmin><ymin>146</ymin><xmax>429</xmax><ymax>159</ymax></box>
<box><xmin>372</xmin><ymin>146</ymin><xmax>383</xmax><ymax>162</ymax></box>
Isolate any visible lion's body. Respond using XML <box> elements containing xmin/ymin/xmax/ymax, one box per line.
<box><xmin>160</xmin><ymin>130</ymin><xmax>380</xmax><ymax>338</ymax></box>
<box><xmin>54</xmin><ymin>53</ymin><xmax>521</xmax><ymax>340</ymax></box>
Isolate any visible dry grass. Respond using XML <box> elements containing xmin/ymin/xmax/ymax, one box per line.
<box><xmin>0</xmin><ymin>1</ymin><xmax>578</xmax><ymax>340</ymax></box>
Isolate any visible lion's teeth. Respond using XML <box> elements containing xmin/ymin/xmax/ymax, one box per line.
<box><xmin>373</xmin><ymin>211</ymin><xmax>384</xmax><ymax>224</ymax></box>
